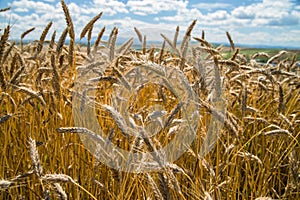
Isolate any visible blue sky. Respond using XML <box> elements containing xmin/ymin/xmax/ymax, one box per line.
<box><xmin>1</xmin><ymin>0</ymin><xmax>300</xmax><ymax>47</ymax></box>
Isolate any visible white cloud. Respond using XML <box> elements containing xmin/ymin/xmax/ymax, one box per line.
<box><xmin>93</xmin><ymin>0</ymin><xmax>128</xmax><ymax>15</ymax></box>
<box><xmin>231</xmin><ymin>0</ymin><xmax>299</xmax><ymax>27</ymax></box>
<box><xmin>14</xmin><ymin>7</ymin><xmax>29</xmax><ymax>12</ymax></box>
<box><xmin>127</xmin><ymin>0</ymin><xmax>188</xmax><ymax>15</ymax></box>
<box><xmin>232</xmin><ymin>7</ymin><xmax>255</xmax><ymax>19</ymax></box>
<box><xmin>8</xmin><ymin>0</ymin><xmax>56</xmax><ymax>14</ymax></box>
<box><xmin>193</xmin><ymin>3</ymin><xmax>232</xmax><ymax>11</ymax></box>
<box><xmin>157</xmin><ymin>8</ymin><xmax>202</xmax><ymax>23</ymax></box>
<box><xmin>207</xmin><ymin>10</ymin><xmax>229</xmax><ymax>20</ymax></box>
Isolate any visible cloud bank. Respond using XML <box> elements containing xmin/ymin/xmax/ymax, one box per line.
<box><xmin>0</xmin><ymin>0</ymin><xmax>299</xmax><ymax>47</ymax></box>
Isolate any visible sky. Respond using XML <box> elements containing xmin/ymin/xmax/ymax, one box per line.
<box><xmin>0</xmin><ymin>0</ymin><xmax>300</xmax><ymax>48</ymax></box>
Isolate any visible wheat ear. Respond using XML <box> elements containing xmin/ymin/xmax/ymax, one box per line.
<box><xmin>180</xmin><ymin>19</ymin><xmax>196</xmax><ymax>52</ymax></box>
<box><xmin>56</xmin><ymin>27</ymin><xmax>68</xmax><ymax>55</ymax></box>
<box><xmin>147</xmin><ymin>174</ymin><xmax>164</xmax><ymax>200</ymax></box>
<box><xmin>87</xmin><ymin>25</ymin><xmax>93</xmax><ymax>56</ymax></box>
<box><xmin>52</xmin><ymin>183</ymin><xmax>67</xmax><ymax>200</ymax></box>
<box><xmin>80</xmin><ymin>12</ymin><xmax>103</xmax><ymax>39</ymax></box>
<box><xmin>226</xmin><ymin>31</ymin><xmax>235</xmax><ymax>51</ymax></box>
<box><xmin>0</xmin><ymin>26</ymin><xmax>9</xmax><ymax>89</ymax></box>
<box><xmin>1</xmin><ymin>41</ymin><xmax>15</xmax><ymax>65</ymax></box>
<box><xmin>49</xmin><ymin>30</ymin><xmax>56</xmax><ymax>50</ymax></box>
<box><xmin>28</xmin><ymin>137</ymin><xmax>43</xmax><ymax>177</ymax></box>
<box><xmin>0</xmin><ymin>7</ymin><xmax>10</xmax><ymax>12</ymax></box>
<box><xmin>134</xmin><ymin>27</ymin><xmax>143</xmax><ymax>43</ymax></box>
<box><xmin>20</xmin><ymin>27</ymin><xmax>35</xmax><ymax>52</ymax></box>
<box><xmin>61</xmin><ymin>0</ymin><xmax>75</xmax><ymax>40</ymax></box>
<box><xmin>36</xmin><ymin>21</ymin><xmax>53</xmax><ymax>55</ymax></box>
<box><xmin>51</xmin><ymin>54</ymin><xmax>61</xmax><ymax>99</ymax></box>
<box><xmin>109</xmin><ymin>28</ymin><xmax>118</xmax><ymax>62</ymax></box>
<box><xmin>173</xmin><ymin>26</ymin><xmax>179</xmax><ymax>48</ymax></box>
<box><xmin>93</xmin><ymin>26</ymin><xmax>105</xmax><ymax>54</ymax></box>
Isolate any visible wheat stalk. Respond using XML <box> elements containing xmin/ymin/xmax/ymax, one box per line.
<box><xmin>160</xmin><ymin>33</ymin><xmax>180</xmax><ymax>55</ymax></box>
<box><xmin>20</xmin><ymin>27</ymin><xmax>35</xmax><ymax>52</ymax></box>
<box><xmin>61</xmin><ymin>0</ymin><xmax>75</xmax><ymax>40</ymax></box>
<box><xmin>173</xmin><ymin>26</ymin><xmax>179</xmax><ymax>48</ymax></box>
<box><xmin>0</xmin><ymin>113</ymin><xmax>12</xmax><ymax>125</ymax></box>
<box><xmin>278</xmin><ymin>83</ymin><xmax>285</xmax><ymax>114</ymax></box>
<box><xmin>158</xmin><ymin>40</ymin><xmax>166</xmax><ymax>64</ymax></box>
<box><xmin>1</xmin><ymin>41</ymin><xmax>15</xmax><ymax>65</ymax></box>
<box><xmin>49</xmin><ymin>30</ymin><xmax>56</xmax><ymax>50</ymax></box>
<box><xmin>80</xmin><ymin>12</ymin><xmax>103</xmax><ymax>39</ymax></box>
<box><xmin>52</xmin><ymin>183</ymin><xmax>67</xmax><ymax>200</ymax></box>
<box><xmin>43</xmin><ymin>173</ymin><xmax>97</xmax><ymax>200</ymax></box>
<box><xmin>180</xmin><ymin>19</ymin><xmax>196</xmax><ymax>53</ymax></box>
<box><xmin>13</xmin><ymin>85</ymin><xmax>46</xmax><ymax>106</ymax></box>
<box><xmin>158</xmin><ymin>173</ymin><xmax>172</xmax><ymax>200</ymax></box>
<box><xmin>101</xmin><ymin>104</ymin><xmax>130</xmax><ymax>139</ymax></box>
<box><xmin>87</xmin><ymin>26</ymin><xmax>93</xmax><ymax>56</ymax></box>
<box><xmin>28</xmin><ymin>137</ymin><xmax>43</xmax><ymax>177</ymax></box>
<box><xmin>57</xmin><ymin>127</ymin><xmax>106</xmax><ymax>143</ymax></box>
<box><xmin>264</xmin><ymin>129</ymin><xmax>290</xmax><ymax>136</ymax></box>
<box><xmin>0</xmin><ymin>180</ymin><xmax>12</xmax><ymax>189</ymax></box>
<box><xmin>93</xmin><ymin>26</ymin><xmax>105</xmax><ymax>54</ymax></box>
<box><xmin>9</xmin><ymin>64</ymin><xmax>25</xmax><ymax>86</ymax></box>
<box><xmin>51</xmin><ymin>54</ymin><xmax>61</xmax><ymax>99</ymax></box>
<box><xmin>134</xmin><ymin>27</ymin><xmax>143</xmax><ymax>43</ymax></box>
<box><xmin>0</xmin><ymin>25</ymin><xmax>9</xmax><ymax>89</ymax></box>
<box><xmin>147</xmin><ymin>174</ymin><xmax>164</xmax><ymax>200</ymax></box>
<box><xmin>0</xmin><ymin>7</ymin><xmax>10</xmax><ymax>12</ymax></box>
<box><xmin>226</xmin><ymin>31</ymin><xmax>235</xmax><ymax>51</ymax></box>
<box><xmin>241</xmin><ymin>83</ymin><xmax>247</xmax><ymax>117</ymax></box>
<box><xmin>36</xmin><ymin>21</ymin><xmax>52</xmax><ymax>55</ymax></box>
<box><xmin>21</xmin><ymin>27</ymin><xmax>35</xmax><ymax>40</ymax></box>
<box><xmin>142</xmin><ymin>35</ymin><xmax>146</xmax><ymax>55</ymax></box>
<box><xmin>56</xmin><ymin>27</ymin><xmax>68</xmax><ymax>56</ymax></box>
<box><xmin>267</xmin><ymin>51</ymin><xmax>287</xmax><ymax>66</ymax></box>
<box><xmin>117</xmin><ymin>38</ymin><xmax>134</xmax><ymax>55</ymax></box>
<box><xmin>109</xmin><ymin>28</ymin><xmax>118</xmax><ymax>61</ymax></box>
<box><xmin>68</xmin><ymin>37</ymin><xmax>75</xmax><ymax>68</ymax></box>
<box><xmin>193</xmin><ymin>37</ymin><xmax>213</xmax><ymax>48</ymax></box>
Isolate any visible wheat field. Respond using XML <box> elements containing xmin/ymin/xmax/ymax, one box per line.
<box><xmin>0</xmin><ymin>1</ymin><xmax>300</xmax><ymax>199</ymax></box>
